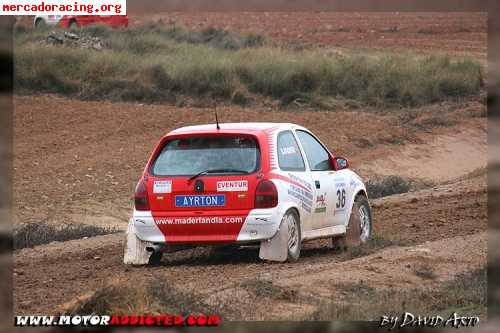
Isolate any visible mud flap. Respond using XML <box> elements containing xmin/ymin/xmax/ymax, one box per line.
<box><xmin>123</xmin><ymin>218</ymin><xmax>153</xmax><ymax>265</ymax></box>
<box><xmin>259</xmin><ymin>218</ymin><xmax>288</xmax><ymax>262</ymax></box>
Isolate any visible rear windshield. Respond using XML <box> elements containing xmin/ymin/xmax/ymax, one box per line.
<box><xmin>151</xmin><ymin>135</ymin><xmax>260</xmax><ymax>176</ymax></box>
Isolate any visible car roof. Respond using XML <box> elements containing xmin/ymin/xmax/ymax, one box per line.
<box><xmin>167</xmin><ymin>123</ymin><xmax>307</xmax><ymax>135</ymax></box>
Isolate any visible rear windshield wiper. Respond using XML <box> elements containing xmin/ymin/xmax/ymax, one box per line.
<box><xmin>188</xmin><ymin>169</ymin><xmax>249</xmax><ymax>181</ymax></box>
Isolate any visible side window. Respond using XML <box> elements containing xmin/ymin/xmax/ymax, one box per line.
<box><xmin>296</xmin><ymin>130</ymin><xmax>332</xmax><ymax>171</ymax></box>
<box><xmin>277</xmin><ymin>131</ymin><xmax>305</xmax><ymax>171</ymax></box>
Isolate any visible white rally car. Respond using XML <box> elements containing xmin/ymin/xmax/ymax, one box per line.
<box><xmin>124</xmin><ymin>123</ymin><xmax>372</xmax><ymax>265</ymax></box>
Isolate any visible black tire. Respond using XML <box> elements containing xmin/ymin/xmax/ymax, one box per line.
<box><xmin>35</xmin><ymin>19</ymin><xmax>46</xmax><ymax>30</ymax></box>
<box><xmin>147</xmin><ymin>251</ymin><xmax>163</xmax><ymax>266</ymax></box>
<box><xmin>285</xmin><ymin>209</ymin><xmax>301</xmax><ymax>261</ymax></box>
<box><xmin>68</xmin><ymin>21</ymin><xmax>79</xmax><ymax>30</ymax></box>
<box><xmin>210</xmin><ymin>244</ymin><xmax>240</xmax><ymax>254</ymax></box>
<box><xmin>332</xmin><ymin>195</ymin><xmax>372</xmax><ymax>251</ymax></box>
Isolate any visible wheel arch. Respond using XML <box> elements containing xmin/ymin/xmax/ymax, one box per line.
<box><xmin>275</xmin><ymin>202</ymin><xmax>302</xmax><ymax>236</ymax></box>
<box><xmin>355</xmin><ymin>188</ymin><xmax>368</xmax><ymax>200</ymax></box>
<box><xmin>34</xmin><ymin>17</ymin><xmax>44</xmax><ymax>27</ymax></box>
<box><xmin>288</xmin><ymin>206</ymin><xmax>301</xmax><ymax>234</ymax></box>
<box><xmin>344</xmin><ymin>184</ymin><xmax>370</xmax><ymax>227</ymax></box>
<box><xmin>67</xmin><ymin>18</ymin><xmax>79</xmax><ymax>28</ymax></box>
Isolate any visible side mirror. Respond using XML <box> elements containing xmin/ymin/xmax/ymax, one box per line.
<box><xmin>332</xmin><ymin>156</ymin><xmax>349</xmax><ymax>170</ymax></box>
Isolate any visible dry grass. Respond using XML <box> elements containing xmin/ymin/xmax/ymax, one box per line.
<box><xmin>310</xmin><ymin>268</ymin><xmax>486</xmax><ymax>320</ymax></box>
<box><xmin>365</xmin><ymin>175</ymin><xmax>434</xmax><ymax>199</ymax></box>
<box><xmin>365</xmin><ymin>176</ymin><xmax>415</xmax><ymax>199</ymax></box>
<box><xmin>413</xmin><ymin>263</ymin><xmax>437</xmax><ymax>280</ymax></box>
<box><xmin>68</xmin><ymin>276</ymin><xmax>239</xmax><ymax>318</ymax></box>
<box><xmin>14</xmin><ymin>23</ymin><xmax>483</xmax><ymax>109</ymax></box>
<box><xmin>13</xmin><ymin>222</ymin><xmax>119</xmax><ymax>250</ymax></box>
<box><xmin>240</xmin><ymin>279</ymin><xmax>298</xmax><ymax>301</ymax></box>
<box><xmin>347</xmin><ymin>236</ymin><xmax>413</xmax><ymax>259</ymax></box>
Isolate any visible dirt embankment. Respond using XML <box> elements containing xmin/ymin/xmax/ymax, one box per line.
<box><xmin>13</xmin><ymin>95</ymin><xmax>486</xmax><ymax>229</ymax></box>
<box><xmin>12</xmin><ymin>94</ymin><xmax>487</xmax><ymax>318</ymax></box>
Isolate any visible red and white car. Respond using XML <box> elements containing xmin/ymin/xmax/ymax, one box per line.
<box><xmin>124</xmin><ymin>123</ymin><xmax>372</xmax><ymax>265</ymax></box>
<box><xmin>34</xmin><ymin>15</ymin><xmax>128</xmax><ymax>29</ymax></box>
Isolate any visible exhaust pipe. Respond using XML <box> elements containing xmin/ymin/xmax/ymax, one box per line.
<box><xmin>146</xmin><ymin>243</ymin><xmax>195</xmax><ymax>253</ymax></box>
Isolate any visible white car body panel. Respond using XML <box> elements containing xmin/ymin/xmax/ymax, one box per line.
<box><xmin>34</xmin><ymin>15</ymin><xmax>63</xmax><ymax>27</ymax></box>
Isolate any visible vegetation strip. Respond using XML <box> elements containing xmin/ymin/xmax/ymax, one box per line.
<box><xmin>15</xmin><ymin>23</ymin><xmax>483</xmax><ymax>108</ymax></box>
<box><xmin>14</xmin><ymin>222</ymin><xmax>120</xmax><ymax>250</ymax></box>
<box><xmin>311</xmin><ymin>268</ymin><xmax>486</xmax><ymax>320</ymax></box>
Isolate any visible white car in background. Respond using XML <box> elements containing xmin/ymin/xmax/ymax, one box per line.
<box><xmin>33</xmin><ymin>15</ymin><xmax>63</xmax><ymax>29</ymax></box>
<box><xmin>33</xmin><ymin>15</ymin><xmax>128</xmax><ymax>29</ymax></box>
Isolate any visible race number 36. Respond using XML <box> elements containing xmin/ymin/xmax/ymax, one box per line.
<box><xmin>336</xmin><ymin>189</ymin><xmax>346</xmax><ymax>208</ymax></box>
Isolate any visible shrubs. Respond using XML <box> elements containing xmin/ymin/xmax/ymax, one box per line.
<box><xmin>311</xmin><ymin>268</ymin><xmax>486</xmax><ymax>320</ymax></box>
<box><xmin>83</xmin><ymin>23</ymin><xmax>266</xmax><ymax>53</ymax></box>
<box><xmin>14</xmin><ymin>25</ymin><xmax>483</xmax><ymax>108</ymax></box>
<box><xmin>13</xmin><ymin>222</ymin><xmax>119</xmax><ymax>250</ymax></box>
<box><xmin>365</xmin><ymin>175</ymin><xmax>415</xmax><ymax>199</ymax></box>
<box><xmin>240</xmin><ymin>279</ymin><xmax>298</xmax><ymax>301</ymax></box>
<box><xmin>69</xmin><ymin>277</ymin><xmax>237</xmax><ymax>318</ymax></box>
<box><xmin>413</xmin><ymin>263</ymin><xmax>437</xmax><ymax>280</ymax></box>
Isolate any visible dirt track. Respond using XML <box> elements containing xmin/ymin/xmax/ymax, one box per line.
<box><xmin>13</xmin><ymin>95</ymin><xmax>485</xmax><ymax>229</ymax></box>
<box><xmin>14</xmin><ymin>172</ymin><xmax>487</xmax><ymax>318</ymax></box>
<box><xmin>13</xmin><ymin>93</ymin><xmax>487</xmax><ymax>318</ymax></box>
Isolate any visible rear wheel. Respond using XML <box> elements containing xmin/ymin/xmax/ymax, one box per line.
<box><xmin>35</xmin><ymin>19</ymin><xmax>46</xmax><ymax>30</ymax></box>
<box><xmin>332</xmin><ymin>195</ymin><xmax>372</xmax><ymax>251</ymax></box>
<box><xmin>285</xmin><ymin>210</ymin><xmax>301</xmax><ymax>261</ymax></box>
<box><xmin>148</xmin><ymin>251</ymin><xmax>163</xmax><ymax>266</ymax></box>
<box><xmin>68</xmin><ymin>20</ymin><xmax>79</xmax><ymax>30</ymax></box>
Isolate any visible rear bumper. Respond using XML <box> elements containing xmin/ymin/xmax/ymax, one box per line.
<box><xmin>133</xmin><ymin>208</ymin><xmax>281</xmax><ymax>245</ymax></box>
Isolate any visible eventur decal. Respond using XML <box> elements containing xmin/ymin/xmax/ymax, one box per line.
<box><xmin>217</xmin><ymin>180</ymin><xmax>248</xmax><ymax>192</ymax></box>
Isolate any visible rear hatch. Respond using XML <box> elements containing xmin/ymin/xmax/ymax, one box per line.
<box><xmin>144</xmin><ymin>134</ymin><xmax>261</xmax><ymax>243</ymax></box>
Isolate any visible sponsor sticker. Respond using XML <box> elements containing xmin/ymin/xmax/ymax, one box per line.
<box><xmin>280</xmin><ymin>146</ymin><xmax>297</xmax><ymax>155</ymax></box>
<box><xmin>153</xmin><ymin>180</ymin><xmax>172</xmax><ymax>194</ymax></box>
<box><xmin>315</xmin><ymin>193</ymin><xmax>327</xmax><ymax>213</ymax></box>
<box><xmin>175</xmin><ymin>195</ymin><xmax>225</xmax><ymax>207</ymax></box>
<box><xmin>217</xmin><ymin>180</ymin><xmax>248</xmax><ymax>192</ymax></box>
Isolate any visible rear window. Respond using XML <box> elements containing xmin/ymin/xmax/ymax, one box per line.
<box><xmin>151</xmin><ymin>135</ymin><xmax>260</xmax><ymax>176</ymax></box>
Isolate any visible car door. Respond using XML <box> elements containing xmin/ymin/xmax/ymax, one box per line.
<box><xmin>276</xmin><ymin>130</ymin><xmax>315</xmax><ymax>233</ymax></box>
<box><xmin>295</xmin><ymin>130</ymin><xmax>345</xmax><ymax>229</ymax></box>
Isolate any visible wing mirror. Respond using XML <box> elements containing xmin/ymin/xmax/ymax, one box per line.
<box><xmin>332</xmin><ymin>156</ymin><xmax>349</xmax><ymax>170</ymax></box>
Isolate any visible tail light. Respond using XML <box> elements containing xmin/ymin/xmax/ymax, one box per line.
<box><xmin>255</xmin><ymin>179</ymin><xmax>278</xmax><ymax>208</ymax></box>
<box><xmin>134</xmin><ymin>180</ymin><xmax>150</xmax><ymax>211</ymax></box>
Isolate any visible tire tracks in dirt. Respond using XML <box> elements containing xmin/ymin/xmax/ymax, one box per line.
<box><xmin>14</xmin><ymin>173</ymin><xmax>487</xmax><ymax>317</ymax></box>
<box><xmin>12</xmin><ymin>95</ymin><xmax>487</xmax><ymax>318</ymax></box>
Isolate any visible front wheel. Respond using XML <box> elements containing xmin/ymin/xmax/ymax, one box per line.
<box><xmin>285</xmin><ymin>210</ymin><xmax>301</xmax><ymax>261</ymax></box>
<box><xmin>332</xmin><ymin>195</ymin><xmax>372</xmax><ymax>250</ymax></box>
